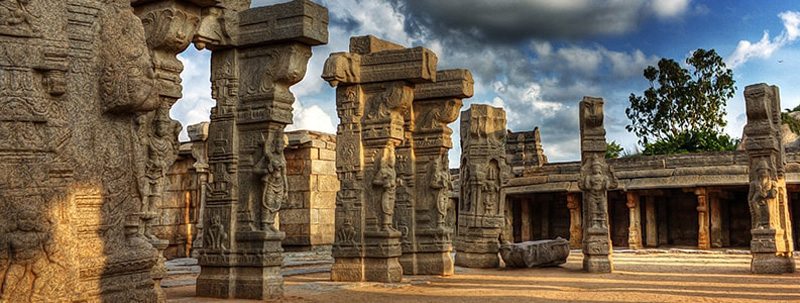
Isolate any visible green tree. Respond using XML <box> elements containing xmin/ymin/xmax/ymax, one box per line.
<box><xmin>626</xmin><ymin>49</ymin><xmax>736</xmax><ymax>149</ymax></box>
<box><xmin>606</xmin><ymin>141</ymin><xmax>623</xmax><ymax>159</ymax></box>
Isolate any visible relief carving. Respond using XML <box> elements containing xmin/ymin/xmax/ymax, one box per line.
<box><xmin>749</xmin><ymin>159</ymin><xmax>776</xmax><ymax>229</ymax></box>
<box><xmin>258</xmin><ymin>132</ymin><xmax>287</xmax><ymax>232</ymax></box>
<box><xmin>372</xmin><ymin>145</ymin><xmax>397</xmax><ymax>232</ymax></box>
<box><xmin>0</xmin><ymin>0</ymin><xmax>37</xmax><ymax>37</ymax></box>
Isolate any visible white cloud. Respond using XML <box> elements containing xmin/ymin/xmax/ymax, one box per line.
<box><xmin>727</xmin><ymin>11</ymin><xmax>800</xmax><ymax>68</ymax></box>
<box><xmin>286</xmin><ymin>100</ymin><xmax>336</xmax><ymax>134</ymax></box>
<box><xmin>649</xmin><ymin>0</ymin><xmax>691</xmax><ymax>19</ymax></box>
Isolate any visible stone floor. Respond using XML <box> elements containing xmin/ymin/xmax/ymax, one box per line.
<box><xmin>166</xmin><ymin>250</ymin><xmax>800</xmax><ymax>302</ymax></box>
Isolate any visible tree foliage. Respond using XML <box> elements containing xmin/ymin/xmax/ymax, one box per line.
<box><xmin>626</xmin><ymin>49</ymin><xmax>736</xmax><ymax>147</ymax></box>
<box><xmin>641</xmin><ymin>130</ymin><xmax>739</xmax><ymax>155</ymax></box>
<box><xmin>606</xmin><ymin>141</ymin><xmax>623</xmax><ymax>159</ymax></box>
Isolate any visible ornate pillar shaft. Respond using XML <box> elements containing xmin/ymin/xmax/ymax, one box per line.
<box><xmin>455</xmin><ymin>104</ymin><xmax>510</xmax><ymax>268</ymax></box>
<box><xmin>398</xmin><ymin>69</ymin><xmax>471</xmax><ymax>275</ymax></box>
<box><xmin>196</xmin><ymin>0</ymin><xmax>328</xmax><ymax>299</ymax></box>
<box><xmin>323</xmin><ymin>35</ymin><xmax>437</xmax><ymax>282</ymax></box>
<box><xmin>743</xmin><ymin>83</ymin><xmax>796</xmax><ymax>274</ymax></box>
<box><xmin>626</xmin><ymin>192</ymin><xmax>642</xmax><ymax>250</ymax></box>
<box><xmin>695</xmin><ymin>188</ymin><xmax>710</xmax><ymax>250</ymax></box>
<box><xmin>578</xmin><ymin>97</ymin><xmax>617</xmax><ymax>273</ymax></box>
<box><xmin>566</xmin><ymin>193</ymin><xmax>582</xmax><ymax>249</ymax></box>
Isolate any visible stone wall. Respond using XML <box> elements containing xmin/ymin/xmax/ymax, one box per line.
<box><xmin>283</xmin><ymin>130</ymin><xmax>338</xmax><ymax>249</ymax></box>
<box><xmin>153</xmin><ymin>144</ymin><xmax>200</xmax><ymax>259</ymax></box>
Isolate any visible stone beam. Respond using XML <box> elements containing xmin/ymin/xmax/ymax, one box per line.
<box><xmin>323</xmin><ymin>35</ymin><xmax>437</xmax><ymax>283</ymax></box>
<box><xmin>578</xmin><ymin>96</ymin><xmax>617</xmax><ymax>273</ymax></box>
<box><xmin>743</xmin><ymin>83</ymin><xmax>795</xmax><ymax>274</ymax></box>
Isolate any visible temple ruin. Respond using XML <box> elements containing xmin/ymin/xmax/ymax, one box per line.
<box><xmin>1</xmin><ymin>1</ymin><xmax>797</xmax><ymax>301</ymax></box>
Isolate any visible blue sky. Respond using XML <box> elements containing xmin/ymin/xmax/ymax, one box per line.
<box><xmin>171</xmin><ymin>0</ymin><xmax>800</xmax><ymax>167</ymax></box>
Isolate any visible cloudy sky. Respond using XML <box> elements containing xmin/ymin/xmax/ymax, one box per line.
<box><xmin>171</xmin><ymin>0</ymin><xmax>800</xmax><ymax>167</ymax></box>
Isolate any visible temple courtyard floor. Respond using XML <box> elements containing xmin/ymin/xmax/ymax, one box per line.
<box><xmin>166</xmin><ymin>250</ymin><xmax>800</xmax><ymax>302</ymax></box>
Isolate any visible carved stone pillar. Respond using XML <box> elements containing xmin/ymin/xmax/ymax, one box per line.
<box><xmin>188</xmin><ymin>122</ymin><xmax>210</xmax><ymax>254</ymax></box>
<box><xmin>323</xmin><ymin>35</ymin><xmax>437</xmax><ymax>282</ymax></box>
<box><xmin>456</xmin><ymin>104</ymin><xmax>511</xmax><ymax>268</ymax></box>
<box><xmin>644</xmin><ymin>196</ymin><xmax>658</xmax><ymax>247</ymax></box>
<box><xmin>578</xmin><ymin>97</ymin><xmax>617</xmax><ymax>273</ymax></box>
<box><xmin>195</xmin><ymin>1</ymin><xmax>328</xmax><ymax>299</ymax></box>
<box><xmin>567</xmin><ymin>193</ymin><xmax>582</xmax><ymax>249</ymax></box>
<box><xmin>626</xmin><ymin>192</ymin><xmax>642</xmax><ymax>250</ymax></box>
<box><xmin>398</xmin><ymin>69</ymin><xmax>471</xmax><ymax>276</ymax></box>
<box><xmin>743</xmin><ymin>83</ymin><xmax>796</xmax><ymax>274</ymax></box>
<box><xmin>709</xmin><ymin>192</ymin><xmax>723</xmax><ymax>248</ymax></box>
<box><xmin>131</xmin><ymin>2</ymin><xmax>204</xmax><ymax>301</ymax></box>
<box><xmin>694</xmin><ymin>188</ymin><xmax>710</xmax><ymax>250</ymax></box>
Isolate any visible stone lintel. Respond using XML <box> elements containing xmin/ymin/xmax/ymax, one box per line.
<box><xmin>413</xmin><ymin>69</ymin><xmax>474</xmax><ymax>100</ymax></box>
<box><xmin>131</xmin><ymin>0</ymin><xmax>224</xmax><ymax>8</ymax></box>
<box><xmin>350</xmin><ymin>35</ymin><xmax>405</xmax><ymax>54</ymax></box>
<box><xmin>323</xmin><ymin>47</ymin><xmax>437</xmax><ymax>86</ymax></box>
<box><xmin>238</xmin><ymin>0</ymin><xmax>329</xmax><ymax>47</ymax></box>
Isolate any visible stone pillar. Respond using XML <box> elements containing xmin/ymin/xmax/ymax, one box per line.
<box><xmin>695</xmin><ymin>188</ymin><xmax>710</xmax><ymax>250</ymax></box>
<box><xmin>743</xmin><ymin>83</ymin><xmax>796</xmax><ymax>274</ymax></box>
<box><xmin>578</xmin><ymin>97</ymin><xmax>617</xmax><ymax>273</ymax></box>
<box><xmin>323</xmin><ymin>35</ymin><xmax>437</xmax><ymax>282</ymax></box>
<box><xmin>644</xmin><ymin>196</ymin><xmax>658</xmax><ymax>247</ymax></box>
<box><xmin>567</xmin><ymin>193</ymin><xmax>582</xmax><ymax>249</ymax></box>
<box><xmin>195</xmin><ymin>1</ymin><xmax>328</xmax><ymax>299</ymax></box>
<box><xmin>709</xmin><ymin>192</ymin><xmax>723</xmax><ymax>248</ymax></box>
<box><xmin>131</xmin><ymin>1</ymin><xmax>208</xmax><ymax>300</ymax></box>
<box><xmin>626</xmin><ymin>192</ymin><xmax>642</xmax><ymax>250</ymax></box>
<box><xmin>189</xmin><ymin>122</ymin><xmax>210</xmax><ymax>255</ymax></box>
<box><xmin>521</xmin><ymin>200</ymin><xmax>532</xmax><ymax>241</ymax></box>
<box><xmin>456</xmin><ymin>105</ymin><xmax>511</xmax><ymax>268</ymax></box>
<box><xmin>399</xmin><ymin>69</ymin><xmax>471</xmax><ymax>275</ymax></box>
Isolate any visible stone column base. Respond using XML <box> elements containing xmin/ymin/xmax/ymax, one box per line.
<box><xmin>331</xmin><ymin>257</ymin><xmax>403</xmax><ymax>282</ymax></box>
<box><xmin>454</xmin><ymin>251</ymin><xmax>499</xmax><ymax>268</ymax></box>
<box><xmin>196</xmin><ymin>267</ymin><xmax>235</xmax><ymax>298</ymax></box>
<box><xmin>400</xmin><ymin>252</ymin><xmax>454</xmax><ymax>276</ymax></box>
<box><xmin>751</xmin><ymin>253</ymin><xmax>796</xmax><ymax>274</ymax></box>
<box><xmin>234</xmin><ymin>266</ymin><xmax>284</xmax><ymax>300</ymax></box>
<box><xmin>583</xmin><ymin>254</ymin><xmax>613</xmax><ymax>273</ymax></box>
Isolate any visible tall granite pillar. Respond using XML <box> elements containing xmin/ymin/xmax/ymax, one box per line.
<box><xmin>456</xmin><ymin>105</ymin><xmax>510</xmax><ymax>268</ymax></box>
<box><xmin>626</xmin><ymin>192</ymin><xmax>642</xmax><ymax>250</ymax></box>
<box><xmin>323</xmin><ymin>35</ymin><xmax>437</xmax><ymax>282</ymax></box>
<box><xmin>567</xmin><ymin>193</ymin><xmax>582</xmax><ymax>249</ymax></box>
<box><xmin>743</xmin><ymin>83</ymin><xmax>796</xmax><ymax>274</ymax></box>
<box><xmin>194</xmin><ymin>1</ymin><xmax>328</xmax><ymax>299</ymax></box>
<box><xmin>189</xmin><ymin>122</ymin><xmax>210</xmax><ymax>254</ymax></box>
<box><xmin>644</xmin><ymin>196</ymin><xmax>658</xmax><ymax>247</ymax></box>
<box><xmin>695</xmin><ymin>188</ymin><xmax>711</xmax><ymax>250</ymax></box>
<box><xmin>399</xmin><ymin>69</ymin><xmax>472</xmax><ymax>275</ymax></box>
<box><xmin>578</xmin><ymin>97</ymin><xmax>617</xmax><ymax>273</ymax></box>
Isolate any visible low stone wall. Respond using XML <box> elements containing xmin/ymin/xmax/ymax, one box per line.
<box><xmin>282</xmin><ymin>130</ymin><xmax>338</xmax><ymax>249</ymax></box>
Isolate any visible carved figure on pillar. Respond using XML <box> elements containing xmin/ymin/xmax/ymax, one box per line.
<box><xmin>749</xmin><ymin>160</ymin><xmax>776</xmax><ymax>229</ymax></box>
<box><xmin>373</xmin><ymin>146</ymin><xmax>398</xmax><ymax>232</ymax></box>
<box><xmin>578</xmin><ymin>96</ymin><xmax>616</xmax><ymax>273</ymax></box>
<box><xmin>431</xmin><ymin>157</ymin><xmax>453</xmax><ymax>225</ymax></box>
<box><xmin>259</xmin><ymin>133</ymin><xmax>288</xmax><ymax>233</ymax></box>
<box><xmin>743</xmin><ymin>83</ymin><xmax>795</xmax><ymax>274</ymax></box>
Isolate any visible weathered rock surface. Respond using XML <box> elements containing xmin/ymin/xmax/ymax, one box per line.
<box><xmin>500</xmin><ymin>238</ymin><xmax>570</xmax><ymax>268</ymax></box>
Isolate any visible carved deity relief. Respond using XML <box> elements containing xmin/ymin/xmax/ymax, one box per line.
<box><xmin>99</xmin><ymin>4</ymin><xmax>158</xmax><ymax>113</ymax></box>
<box><xmin>135</xmin><ymin>108</ymin><xmax>181</xmax><ymax>240</ymax></box>
<box><xmin>372</xmin><ymin>145</ymin><xmax>397</xmax><ymax>232</ymax></box>
<box><xmin>258</xmin><ymin>131</ymin><xmax>288</xmax><ymax>232</ymax></box>
<box><xmin>481</xmin><ymin>160</ymin><xmax>501</xmax><ymax>216</ymax></box>
<box><xmin>749</xmin><ymin>159</ymin><xmax>776</xmax><ymax>229</ymax></box>
<box><xmin>0</xmin><ymin>205</ymin><xmax>64</xmax><ymax>302</ymax></box>
<box><xmin>429</xmin><ymin>156</ymin><xmax>452</xmax><ymax>226</ymax></box>
<box><xmin>579</xmin><ymin>154</ymin><xmax>616</xmax><ymax>229</ymax></box>
<box><xmin>0</xmin><ymin>0</ymin><xmax>38</xmax><ymax>37</ymax></box>
<box><xmin>205</xmin><ymin>214</ymin><xmax>228</xmax><ymax>250</ymax></box>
